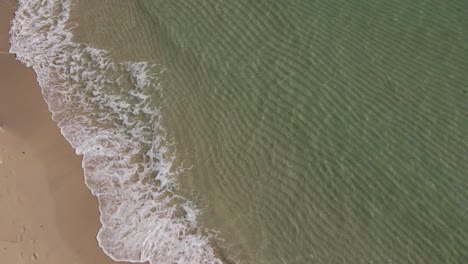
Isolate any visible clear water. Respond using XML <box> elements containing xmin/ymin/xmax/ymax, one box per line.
<box><xmin>11</xmin><ymin>0</ymin><xmax>468</xmax><ymax>263</ymax></box>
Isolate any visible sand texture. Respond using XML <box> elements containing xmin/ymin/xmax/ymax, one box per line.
<box><xmin>0</xmin><ymin>1</ymin><xmax>134</xmax><ymax>263</ymax></box>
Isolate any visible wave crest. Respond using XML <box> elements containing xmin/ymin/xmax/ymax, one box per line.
<box><xmin>10</xmin><ymin>0</ymin><xmax>222</xmax><ymax>263</ymax></box>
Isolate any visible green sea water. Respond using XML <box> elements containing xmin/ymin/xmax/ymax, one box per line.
<box><xmin>73</xmin><ymin>0</ymin><xmax>468</xmax><ymax>263</ymax></box>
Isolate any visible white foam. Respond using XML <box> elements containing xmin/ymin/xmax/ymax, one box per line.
<box><xmin>10</xmin><ymin>0</ymin><xmax>222</xmax><ymax>263</ymax></box>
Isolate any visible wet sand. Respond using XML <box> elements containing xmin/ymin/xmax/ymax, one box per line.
<box><xmin>0</xmin><ymin>1</ymin><xmax>134</xmax><ymax>263</ymax></box>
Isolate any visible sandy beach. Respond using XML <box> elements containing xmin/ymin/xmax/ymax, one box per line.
<box><xmin>0</xmin><ymin>1</ymin><xmax>133</xmax><ymax>263</ymax></box>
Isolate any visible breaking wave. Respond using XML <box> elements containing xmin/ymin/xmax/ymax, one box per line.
<box><xmin>10</xmin><ymin>0</ymin><xmax>222</xmax><ymax>263</ymax></box>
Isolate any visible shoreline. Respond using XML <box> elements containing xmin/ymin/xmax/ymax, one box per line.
<box><xmin>0</xmin><ymin>1</ymin><xmax>134</xmax><ymax>263</ymax></box>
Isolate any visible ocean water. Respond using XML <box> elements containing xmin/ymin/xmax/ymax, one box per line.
<box><xmin>10</xmin><ymin>0</ymin><xmax>468</xmax><ymax>263</ymax></box>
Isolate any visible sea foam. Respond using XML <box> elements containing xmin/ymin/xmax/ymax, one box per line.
<box><xmin>10</xmin><ymin>0</ymin><xmax>222</xmax><ymax>263</ymax></box>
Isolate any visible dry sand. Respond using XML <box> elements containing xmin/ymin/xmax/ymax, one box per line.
<box><xmin>0</xmin><ymin>1</ymin><xmax>135</xmax><ymax>263</ymax></box>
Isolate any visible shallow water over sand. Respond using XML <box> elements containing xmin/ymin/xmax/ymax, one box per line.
<box><xmin>16</xmin><ymin>0</ymin><xmax>468</xmax><ymax>263</ymax></box>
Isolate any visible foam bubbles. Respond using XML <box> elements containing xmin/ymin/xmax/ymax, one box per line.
<box><xmin>10</xmin><ymin>0</ymin><xmax>222</xmax><ymax>263</ymax></box>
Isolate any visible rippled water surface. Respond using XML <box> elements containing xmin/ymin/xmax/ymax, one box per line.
<box><xmin>72</xmin><ymin>0</ymin><xmax>468</xmax><ymax>263</ymax></box>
